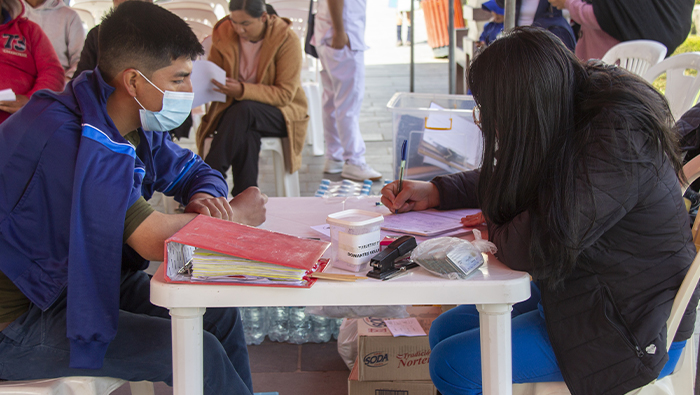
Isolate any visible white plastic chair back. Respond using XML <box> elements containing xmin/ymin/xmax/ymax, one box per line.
<box><xmin>187</xmin><ymin>20</ymin><xmax>213</xmax><ymax>41</ymax></box>
<box><xmin>643</xmin><ymin>52</ymin><xmax>700</xmax><ymax>120</ymax></box>
<box><xmin>601</xmin><ymin>40</ymin><xmax>667</xmax><ymax>77</ymax></box>
<box><xmin>69</xmin><ymin>0</ymin><xmax>112</xmax><ymax>23</ymax></box>
<box><xmin>511</xmin><ymin>158</ymin><xmax>700</xmax><ymax>395</ymax></box>
<box><xmin>71</xmin><ymin>7</ymin><xmax>95</xmax><ymax>32</ymax></box>
<box><xmin>266</xmin><ymin>0</ymin><xmax>310</xmax><ymax>8</ymax></box>
<box><xmin>159</xmin><ymin>3</ymin><xmax>219</xmax><ymax>27</ymax></box>
<box><xmin>200</xmin><ymin>35</ymin><xmax>213</xmax><ymax>61</ymax></box>
<box><xmin>155</xmin><ymin>0</ymin><xmax>227</xmax><ymax>19</ymax></box>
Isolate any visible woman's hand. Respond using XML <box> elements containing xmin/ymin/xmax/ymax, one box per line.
<box><xmin>381</xmin><ymin>180</ymin><xmax>440</xmax><ymax>213</ymax></box>
<box><xmin>548</xmin><ymin>0</ymin><xmax>566</xmax><ymax>10</ymax></box>
<box><xmin>212</xmin><ymin>78</ymin><xmax>243</xmax><ymax>98</ymax></box>
<box><xmin>0</xmin><ymin>94</ymin><xmax>29</xmax><ymax>114</ymax></box>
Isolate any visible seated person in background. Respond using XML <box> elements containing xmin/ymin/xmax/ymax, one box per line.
<box><xmin>0</xmin><ymin>0</ymin><xmax>64</xmax><ymax>123</ymax></box>
<box><xmin>196</xmin><ymin>0</ymin><xmax>308</xmax><ymax>197</ymax></box>
<box><xmin>0</xmin><ymin>2</ymin><xmax>265</xmax><ymax>393</ymax></box>
<box><xmin>24</xmin><ymin>0</ymin><xmax>84</xmax><ymax>80</ymax></box>
<box><xmin>477</xmin><ymin>0</ymin><xmax>504</xmax><ymax>48</ymax></box>
<box><xmin>548</xmin><ymin>0</ymin><xmax>694</xmax><ymax>61</ymax></box>
<box><xmin>381</xmin><ymin>27</ymin><xmax>699</xmax><ymax>395</ymax></box>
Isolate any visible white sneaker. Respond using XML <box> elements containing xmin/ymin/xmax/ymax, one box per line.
<box><xmin>341</xmin><ymin>162</ymin><xmax>382</xmax><ymax>181</ymax></box>
<box><xmin>323</xmin><ymin>159</ymin><xmax>344</xmax><ymax>174</ymax></box>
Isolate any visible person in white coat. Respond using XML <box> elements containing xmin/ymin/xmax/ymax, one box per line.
<box><xmin>312</xmin><ymin>0</ymin><xmax>381</xmax><ymax>181</ymax></box>
<box><xmin>24</xmin><ymin>0</ymin><xmax>84</xmax><ymax>81</ymax></box>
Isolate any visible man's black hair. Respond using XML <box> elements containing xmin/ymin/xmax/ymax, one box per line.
<box><xmin>98</xmin><ymin>1</ymin><xmax>204</xmax><ymax>82</ymax></box>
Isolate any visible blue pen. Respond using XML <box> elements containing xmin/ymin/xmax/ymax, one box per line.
<box><xmin>396</xmin><ymin>140</ymin><xmax>408</xmax><ymax>214</ymax></box>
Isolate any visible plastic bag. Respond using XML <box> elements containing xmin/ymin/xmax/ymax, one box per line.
<box><xmin>336</xmin><ymin>318</ymin><xmax>358</xmax><ymax>370</ymax></box>
<box><xmin>410</xmin><ymin>229</ymin><xmax>497</xmax><ymax>280</ymax></box>
<box><xmin>304</xmin><ymin>305</ymin><xmax>409</xmax><ymax>319</ymax></box>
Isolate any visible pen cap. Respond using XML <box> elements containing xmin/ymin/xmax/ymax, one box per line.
<box><xmin>326</xmin><ymin>209</ymin><xmax>384</xmax><ymax>272</ymax></box>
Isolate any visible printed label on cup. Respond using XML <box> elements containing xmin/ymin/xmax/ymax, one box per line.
<box><xmin>337</xmin><ymin>230</ymin><xmax>381</xmax><ymax>266</ymax></box>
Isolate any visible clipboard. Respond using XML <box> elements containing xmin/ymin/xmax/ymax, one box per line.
<box><xmin>164</xmin><ymin>215</ymin><xmax>330</xmax><ymax>288</ymax></box>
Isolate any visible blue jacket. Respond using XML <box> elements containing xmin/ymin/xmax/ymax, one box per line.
<box><xmin>0</xmin><ymin>69</ymin><xmax>227</xmax><ymax>369</ymax></box>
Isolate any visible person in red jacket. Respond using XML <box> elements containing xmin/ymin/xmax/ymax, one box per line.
<box><xmin>0</xmin><ymin>0</ymin><xmax>64</xmax><ymax>123</ymax></box>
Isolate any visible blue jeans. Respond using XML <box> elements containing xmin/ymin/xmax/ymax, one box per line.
<box><xmin>0</xmin><ymin>270</ymin><xmax>253</xmax><ymax>395</ymax></box>
<box><xmin>428</xmin><ymin>282</ymin><xmax>685</xmax><ymax>395</ymax></box>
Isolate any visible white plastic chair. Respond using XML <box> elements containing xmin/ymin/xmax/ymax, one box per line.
<box><xmin>187</xmin><ymin>20</ymin><xmax>213</xmax><ymax>41</ymax></box>
<box><xmin>155</xmin><ymin>0</ymin><xmax>227</xmax><ymax>19</ymax></box>
<box><xmin>643</xmin><ymin>52</ymin><xmax>700</xmax><ymax>121</ymax></box>
<box><xmin>601</xmin><ymin>40</ymin><xmax>667</xmax><ymax>77</ymax></box>
<box><xmin>202</xmin><ymin>137</ymin><xmax>301</xmax><ymax>197</ymax></box>
<box><xmin>71</xmin><ymin>7</ymin><xmax>95</xmax><ymax>32</ymax></box>
<box><xmin>512</xmin><ymin>158</ymin><xmax>700</xmax><ymax>395</ymax></box>
<box><xmin>70</xmin><ymin>0</ymin><xmax>112</xmax><ymax>23</ymax></box>
<box><xmin>0</xmin><ymin>377</ymin><xmax>154</xmax><ymax>395</ymax></box>
<box><xmin>158</xmin><ymin>2</ymin><xmax>219</xmax><ymax>27</ymax></box>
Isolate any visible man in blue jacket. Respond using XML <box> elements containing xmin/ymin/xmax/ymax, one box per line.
<box><xmin>0</xmin><ymin>2</ymin><xmax>265</xmax><ymax>393</ymax></box>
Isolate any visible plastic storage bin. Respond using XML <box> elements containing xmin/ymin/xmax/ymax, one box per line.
<box><xmin>386</xmin><ymin>92</ymin><xmax>482</xmax><ymax>181</ymax></box>
<box><xmin>326</xmin><ymin>209</ymin><xmax>384</xmax><ymax>273</ymax></box>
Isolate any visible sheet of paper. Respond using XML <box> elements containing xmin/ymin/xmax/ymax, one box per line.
<box><xmin>423</xmin><ymin>102</ymin><xmax>483</xmax><ymax>171</ymax></box>
<box><xmin>384</xmin><ymin>318</ymin><xmax>427</xmax><ymax>337</ymax></box>
<box><xmin>311</xmin><ymin>224</ymin><xmax>331</xmax><ymax>237</ymax></box>
<box><xmin>0</xmin><ymin>89</ymin><xmax>16</xmax><ymax>102</ymax></box>
<box><xmin>381</xmin><ymin>208</ymin><xmax>481</xmax><ymax>237</ymax></box>
<box><xmin>191</xmin><ymin>60</ymin><xmax>226</xmax><ymax>108</ymax></box>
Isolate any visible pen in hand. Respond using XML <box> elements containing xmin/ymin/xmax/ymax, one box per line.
<box><xmin>396</xmin><ymin>139</ymin><xmax>407</xmax><ymax>214</ymax></box>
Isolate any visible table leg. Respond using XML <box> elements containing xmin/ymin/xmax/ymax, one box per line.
<box><xmin>477</xmin><ymin>303</ymin><xmax>513</xmax><ymax>395</ymax></box>
<box><xmin>170</xmin><ymin>307</ymin><xmax>206</xmax><ymax>395</ymax></box>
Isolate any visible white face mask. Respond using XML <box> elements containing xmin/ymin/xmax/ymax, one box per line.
<box><xmin>133</xmin><ymin>70</ymin><xmax>194</xmax><ymax>132</ymax></box>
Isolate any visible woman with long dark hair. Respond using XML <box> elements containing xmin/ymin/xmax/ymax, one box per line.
<box><xmin>381</xmin><ymin>27</ymin><xmax>699</xmax><ymax>394</ymax></box>
<box><xmin>196</xmin><ymin>0</ymin><xmax>308</xmax><ymax>196</ymax></box>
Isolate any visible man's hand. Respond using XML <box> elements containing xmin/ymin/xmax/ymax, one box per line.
<box><xmin>330</xmin><ymin>31</ymin><xmax>350</xmax><ymax>49</ymax></box>
<box><xmin>184</xmin><ymin>193</ymin><xmax>235</xmax><ymax>220</ymax></box>
<box><xmin>381</xmin><ymin>180</ymin><xmax>440</xmax><ymax>213</ymax></box>
<box><xmin>0</xmin><ymin>94</ymin><xmax>29</xmax><ymax>114</ymax></box>
<box><xmin>212</xmin><ymin>78</ymin><xmax>243</xmax><ymax>98</ymax></box>
<box><xmin>548</xmin><ymin>0</ymin><xmax>566</xmax><ymax>10</ymax></box>
<box><xmin>229</xmin><ymin>187</ymin><xmax>268</xmax><ymax>226</ymax></box>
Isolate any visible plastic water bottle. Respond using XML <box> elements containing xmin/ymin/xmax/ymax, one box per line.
<box><xmin>267</xmin><ymin>306</ymin><xmax>290</xmax><ymax>342</ymax></box>
<box><xmin>332</xmin><ymin>318</ymin><xmax>343</xmax><ymax>339</ymax></box>
<box><xmin>288</xmin><ymin>307</ymin><xmax>311</xmax><ymax>344</ymax></box>
<box><xmin>241</xmin><ymin>307</ymin><xmax>268</xmax><ymax>345</ymax></box>
<box><xmin>309</xmin><ymin>314</ymin><xmax>333</xmax><ymax>343</ymax></box>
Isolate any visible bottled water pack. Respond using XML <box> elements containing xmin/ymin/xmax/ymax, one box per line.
<box><xmin>241</xmin><ymin>306</ymin><xmax>343</xmax><ymax>345</ymax></box>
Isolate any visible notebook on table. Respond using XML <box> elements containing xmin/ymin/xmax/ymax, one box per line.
<box><xmin>164</xmin><ymin>215</ymin><xmax>330</xmax><ymax>288</ymax></box>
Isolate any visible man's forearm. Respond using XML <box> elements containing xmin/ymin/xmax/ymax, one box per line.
<box><xmin>328</xmin><ymin>0</ymin><xmax>345</xmax><ymax>34</ymax></box>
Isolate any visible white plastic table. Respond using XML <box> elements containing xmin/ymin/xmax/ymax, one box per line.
<box><xmin>150</xmin><ymin>196</ymin><xmax>531</xmax><ymax>395</ymax></box>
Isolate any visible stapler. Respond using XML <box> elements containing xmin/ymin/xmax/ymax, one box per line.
<box><xmin>367</xmin><ymin>235</ymin><xmax>418</xmax><ymax>280</ymax></box>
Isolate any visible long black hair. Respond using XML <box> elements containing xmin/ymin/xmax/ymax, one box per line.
<box><xmin>468</xmin><ymin>27</ymin><xmax>682</xmax><ymax>288</ymax></box>
<box><xmin>228</xmin><ymin>0</ymin><xmax>277</xmax><ymax>16</ymax></box>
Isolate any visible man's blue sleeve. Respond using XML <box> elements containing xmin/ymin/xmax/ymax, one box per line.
<box><xmin>149</xmin><ymin>132</ymin><xmax>228</xmax><ymax>203</ymax></box>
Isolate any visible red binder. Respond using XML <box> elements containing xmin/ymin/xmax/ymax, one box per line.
<box><xmin>164</xmin><ymin>215</ymin><xmax>330</xmax><ymax>288</ymax></box>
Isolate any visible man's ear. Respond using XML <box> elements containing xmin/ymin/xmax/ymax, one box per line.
<box><xmin>122</xmin><ymin>69</ymin><xmax>140</xmax><ymax>97</ymax></box>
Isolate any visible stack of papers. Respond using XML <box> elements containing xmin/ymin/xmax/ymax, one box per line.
<box><xmin>191</xmin><ymin>249</ymin><xmax>308</xmax><ymax>285</ymax></box>
<box><xmin>164</xmin><ymin>215</ymin><xmax>330</xmax><ymax>288</ymax></box>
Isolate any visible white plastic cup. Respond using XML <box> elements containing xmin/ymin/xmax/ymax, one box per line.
<box><xmin>326</xmin><ymin>209</ymin><xmax>384</xmax><ymax>272</ymax></box>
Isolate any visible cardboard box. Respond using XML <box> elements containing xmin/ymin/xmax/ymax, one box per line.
<box><xmin>356</xmin><ymin>306</ymin><xmax>440</xmax><ymax>382</ymax></box>
<box><xmin>349</xmin><ymin>357</ymin><xmax>437</xmax><ymax>395</ymax></box>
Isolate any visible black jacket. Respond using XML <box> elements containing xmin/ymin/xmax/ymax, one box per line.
<box><xmin>73</xmin><ymin>24</ymin><xmax>99</xmax><ymax>79</ymax></box>
<box><xmin>431</xmin><ymin>125</ymin><xmax>699</xmax><ymax>394</ymax></box>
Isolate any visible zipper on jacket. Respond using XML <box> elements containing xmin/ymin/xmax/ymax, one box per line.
<box><xmin>602</xmin><ymin>285</ymin><xmax>645</xmax><ymax>358</ymax></box>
